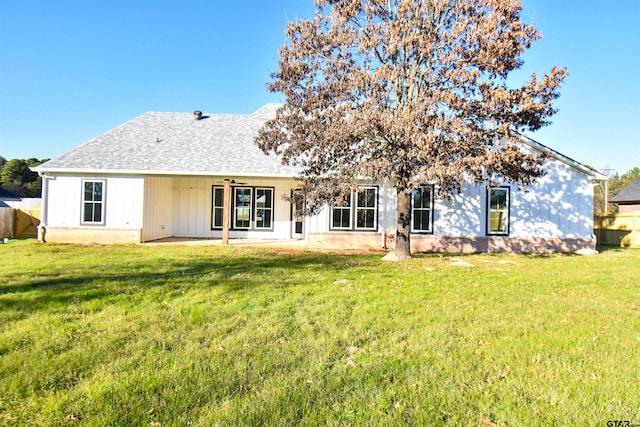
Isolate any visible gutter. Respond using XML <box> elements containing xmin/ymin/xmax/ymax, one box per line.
<box><xmin>30</xmin><ymin>167</ymin><xmax>299</xmax><ymax>180</ymax></box>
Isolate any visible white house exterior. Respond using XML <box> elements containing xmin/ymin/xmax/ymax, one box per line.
<box><xmin>33</xmin><ymin>105</ymin><xmax>604</xmax><ymax>253</ymax></box>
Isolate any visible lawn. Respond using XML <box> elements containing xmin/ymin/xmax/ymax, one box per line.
<box><xmin>0</xmin><ymin>241</ymin><xmax>638</xmax><ymax>426</ymax></box>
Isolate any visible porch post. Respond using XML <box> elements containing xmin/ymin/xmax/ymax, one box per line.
<box><xmin>222</xmin><ymin>179</ymin><xmax>231</xmax><ymax>245</ymax></box>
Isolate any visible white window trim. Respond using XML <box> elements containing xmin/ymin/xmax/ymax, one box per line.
<box><xmin>80</xmin><ymin>179</ymin><xmax>106</xmax><ymax>226</ymax></box>
<box><xmin>487</xmin><ymin>187</ymin><xmax>510</xmax><ymax>236</ymax></box>
<box><xmin>355</xmin><ymin>186</ymin><xmax>378</xmax><ymax>231</ymax></box>
<box><xmin>254</xmin><ymin>187</ymin><xmax>274</xmax><ymax>230</ymax></box>
<box><xmin>330</xmin><ymin>193</ymin><xmax>353</xmax><ymax>230</ymax></box>
<box><xmin>233</xmin><ymin>187</ymin><xmax>252</xmax><ymax>230</ymax></box>
<box><xmin>212</xmin><ymin>186</ymin><xmax>224</xmax><ymax>229</ymax></box>
<box><xmin>214</xmin><ymin>186</ymin><xmax>276</xmax><ymax>231</ymax></box>
<box><xmin>329</xmin><ymin>186</ymin><xmax>378</xmax><ymax>231</ymax></box>
<box><xmin>411</xmin><ymin>186</ymin><xmax>434</xmax><ymax>233</ymax></box>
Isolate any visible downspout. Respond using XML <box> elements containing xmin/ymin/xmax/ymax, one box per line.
<box><xmin>37</xmin><ymin>172</ymin><xmax>50</xmax><ymax>243</ymax></box>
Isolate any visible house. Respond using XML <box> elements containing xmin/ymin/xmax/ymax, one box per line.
<box><xmin>595</xmin><ymin>176</ymin><xmax>640</xmax><ymax>248</ymax></box>
<box><xmin>610</xmin><ymin>176</ymin><xmax>640</xmax><ymax>213</ymax></box>
<box><xmin>33</xmin><ymin>105</ymin><xmax>605</xmax><ymax>253</ymax></box>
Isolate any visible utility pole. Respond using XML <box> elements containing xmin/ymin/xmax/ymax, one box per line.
<box><xmin>600</xmin><ymin>167</ymin><xmax>615</xmax><ymax>214</ymax></box>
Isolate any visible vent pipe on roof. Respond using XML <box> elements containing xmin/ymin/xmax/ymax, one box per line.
<box><xmin>194</xmin><ymin>110</ymin><xmax>203</xmax><ymax>120</ymax></box>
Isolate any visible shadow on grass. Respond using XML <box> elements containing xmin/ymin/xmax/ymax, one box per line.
<box><xmin>596</xmin><ymin>244</ymin><xmax>628</xmax><ymax>253</ymax></box>
<box><xmin>0</xmin><ymin>250</ymin><xmax>370</xmax><ymax>315</ymax></box>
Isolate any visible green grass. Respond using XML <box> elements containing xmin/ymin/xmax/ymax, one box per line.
<box><xmin>1</xmin><ymin>241</ymin><xmax>639</xmax><ymax>426</ymax></box>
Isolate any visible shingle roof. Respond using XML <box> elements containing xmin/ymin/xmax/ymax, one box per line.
<box><xmin>35</xmin><ymin>104</ymin><xmax>299</xmax><ymax>177</ymax></box>
<box><xmin>35</xmin><ymin>103</ymin><xmax>603</xmax><ymax>183</ymax></box>
<box><xmin>610</xmin><ymin>176</ymin><xmax>640</xmax><ymax>204</ymax></box>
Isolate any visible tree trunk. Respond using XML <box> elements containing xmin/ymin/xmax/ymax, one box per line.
<box><xmin>394</xmin><ymin>184</ymin><xmax>412</xmax><ymax>259</ymax></box>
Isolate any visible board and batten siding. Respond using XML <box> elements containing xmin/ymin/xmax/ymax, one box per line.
<box><xmin>172</xmin><ymin>177</ymin><xmax>212</xmax><ymax>238</ymax></box>
<box><xmin>43</xmin><ymin>174</ymin><xmax>144</xmax><ymax>243</ymax></box>
<box><xmin>510</xmin><ymin>158</ymin><xmax>594</xmax><ymax>239</ymax></box>
<box><xmin>46</xmin><ymin>175</ymin><xmax>143</xmax><ymax>228</ymax></box>
<box><xmin>427</xmin><ymin>157</ymin><xmax>594</xmax><ymax>239</ymax></box>
<box><xmin>308</xmin><ymin>162</ymin><xmax>594</xmax><ymax>240</ymax></box>
<box><xmin>306</xmin><ymin>181</ymin><xmax>395</xmax><ymax>230</ymax></box>
<box><xmin>142</xmin><ymin>176</ymin><xmax>174</xmax><ymax>242</ymax></box>
<box><xmin>40</xmin><ymin>149</ymin><xmax>596</xmax><ymax>252</ymax></box>
<box><xmin>306</xmin><ymin>154</ymin><xmax>596</xmax><ymax>252</ymax></box>
<box><xmin>168</xmin><ymin>176</ymin><xmax>299</xmax><ymax>240</ymax></box>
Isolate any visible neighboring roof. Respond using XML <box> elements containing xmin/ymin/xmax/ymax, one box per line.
<box><xmin>34</xmin><ymin>104</ymin><xmax>300</xmax><ymax>178</ymax></box>
<box><xmin>610</xmin><ymin>176</ymin><xmax>640</xmax><ymax>204</ymax></box>
<box><xmin>0</xmin><ymin>187</ymin><xmax>21</xmax><ymax>200</ymax></box>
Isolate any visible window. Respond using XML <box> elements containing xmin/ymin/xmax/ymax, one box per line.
<box><xmin>412</xmin><ymin>186</ymin><xmax>433</xmax><ymax>233</ymax></box>
<box><xmin>255</xmin><ymin>188</ymin><xmax>273</xmax><ymax>229</ymax></box>
<box><xmin>291</xmin><ymin>189</ymin><xmax>304</xmax><ymax>235</ymax></box>
<box><xmin>330</xmin><ymin>186</ymin><xmax>377</xmax><ymax>231</ymax></box>
<box><xmin>82</xmin><ymin>180</ymin><xmax>105</xmax><ymax>224</ymax></box>
<box><xmin>212</xmin><ymin>186</ymin><xmax>224</xmax><ymax>228</ymax></box>
<box><xmin>234</xmin><ymin>187</ymin><xmax>252</xmax><ymax>229</ymax></box>
<box><xmin>488</xmin><ymin>187</ymin><xmax>509</xmax><ymax>235</ymax></box>
<box><xmin>356</xmin><ymin>187</ymin><xmax>377</xmax><ymax>229</ymax></box>
<box><xmin>212</xmin><ymin>186</ymin><xmax>275</xmax><ymax>231</ymax></box>
<box><xmin>331</xmin><ymin>193</ymin><xmax>352</xmax><ymax>230</ymax></box>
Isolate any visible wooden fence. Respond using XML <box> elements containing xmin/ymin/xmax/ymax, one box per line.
<box><xmin>16</xmin><ymin>206</ymin><xmax>41</xmax><ymax>238</ymax></box>
<box><xmin>0</xmin><ymin>208</ymin><xmax>12</xmax><ymax>239</ymax></box>
<box><xmin>0</xmin><ymin>205</ymin><xmax>41</xmax><ymax>239</ymax></box>
<box><xmin>594</xmin><ymin>212</ymin><xmax>640</xmax><ymax>248</ymax></box>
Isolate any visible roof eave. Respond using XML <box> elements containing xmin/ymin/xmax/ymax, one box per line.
<box><xmin>31</xmin><ymin>166</ymin><xmax>298</xmax><ymax>179</ymax></box>
<box><xmin>610</xmin><ymin>199</ymin><xmax>640</xmax><ymax>204</ymax></box>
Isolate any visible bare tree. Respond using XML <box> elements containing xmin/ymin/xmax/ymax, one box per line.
<box><xmin>256</xmin><ymin>0</ymin><xmax>566</xmax><ymax>258</ymax></box>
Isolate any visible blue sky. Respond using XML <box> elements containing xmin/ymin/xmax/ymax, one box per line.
<box><xmin>1</xmin><ymin>0</ymin><xmax>638</xmax><ymax>175</ymax></box>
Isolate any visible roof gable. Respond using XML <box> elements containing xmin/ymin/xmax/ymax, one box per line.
<box><xmin>516</xmin><ymin>133</ymin><xmax>606</xmax><ymax>180</ymax></box>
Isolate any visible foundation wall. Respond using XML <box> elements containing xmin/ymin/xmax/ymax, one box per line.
<box><xmin>410</xmin><ymin>234</ymin><xmax>597</xmax><ymax>254</ymax></box>
<box><xmin>306</xmin><ymin>232</ymin><xmax>386</xmax><ymax>251</ymax></box>
<box><xmin>43</xmin><ymin>226</ymin><xmax>142</xmax><ymax>245</ymax></box>
<box><xmin>308</xmin><ymin>231</ymin><xmax>596</xmax><ymax>254</ymax></box>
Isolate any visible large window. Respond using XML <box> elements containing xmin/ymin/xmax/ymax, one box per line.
<box><xmin>330</xmin><ymin>186</ymin><xmax>377</xmax><ymax>231</ymax></box>
<box><xmin>212</xmin><ymin>186</ymin><xmax>274</xmax><ymax>231</ymax></box>
<box><xmin>234</xmin><ymin>187</ymin><xmax>252</xmax><ymax>229</ymax></box>
<box><xmin>356</xmin><ymin>187</ymin><xmax>377</xmax><ymax>229</ymax></box>
<box><xmin>331</xmin><ymin>193</ymin><xmax>352</xmax><ymax>230</ymax></box>
<box><xmin>412</xmin><ymin>186</ymin><xmax>434</xmax><ymax>233</ymax></box>
<box><xmin>488</xmin><ymin>187</ymin><xmax>510</xmax><ymax>235</ymax></box>
<box><xmin>82</xmin><ymin>180</ymin><xmax>105</xmax><ymax>224</ymax></box>
<box><xmin>255</xmin><ymin>188</ymin><xmax>273</xmax><ymax>229</ymax></box>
